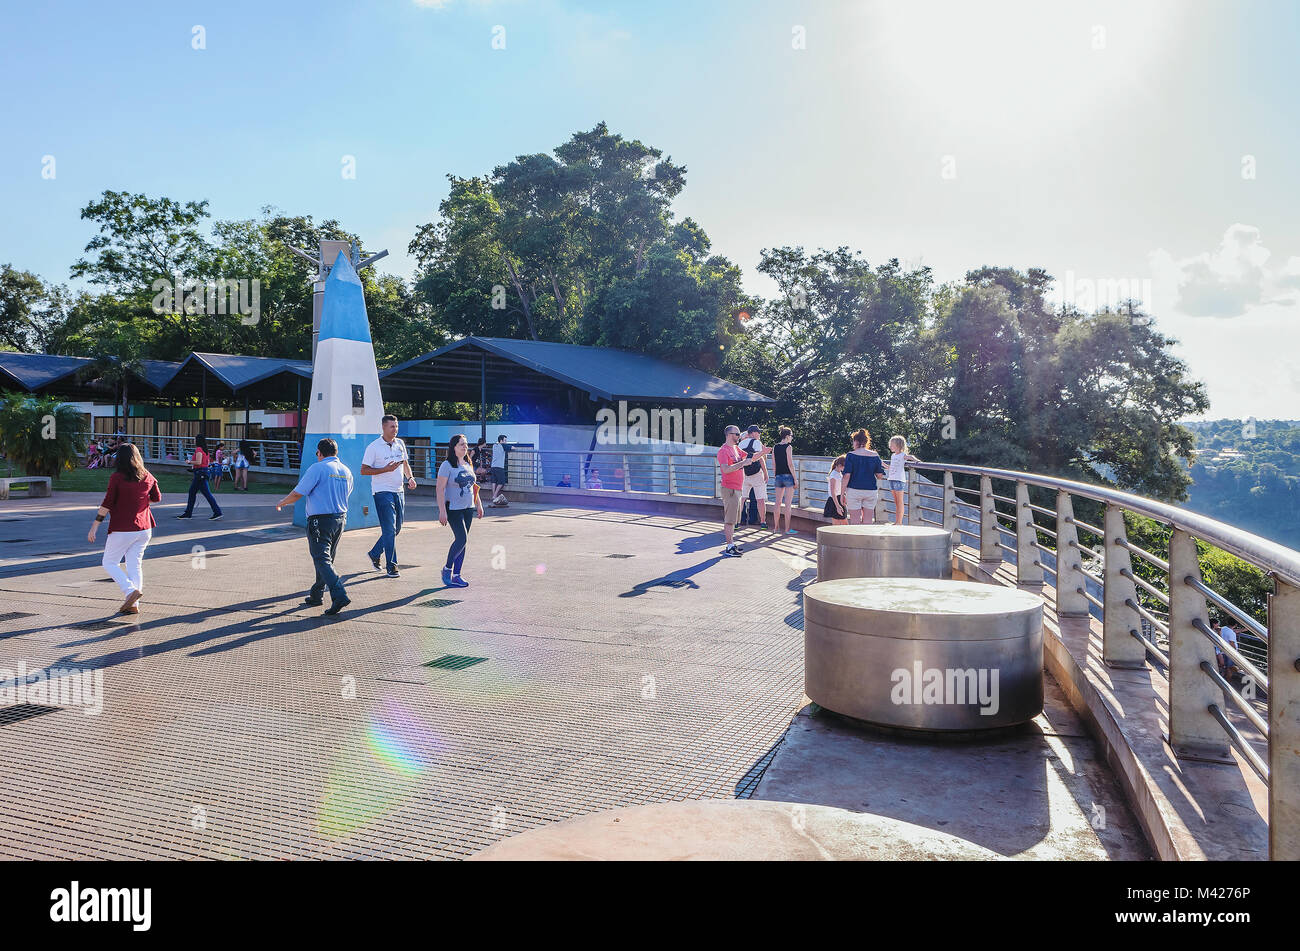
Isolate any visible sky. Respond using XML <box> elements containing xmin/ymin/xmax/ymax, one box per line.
<box><xmin>2</xmin><ymin>0</ymin><xmax>1298</xmax><ymax>420</ymax></box>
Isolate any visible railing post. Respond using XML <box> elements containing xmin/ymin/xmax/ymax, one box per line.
<box><xmin>1102</xmin><ymin>504</ymin><xmax>1145</xmax><ymax>668</ymax></box>
<box><xmin>794</xmin><ymin>459</ymin><xmax>803</xmax><ymax>508</ymax></box>
<box><xmin>1269</xmin><ymin>574</ymin><xmax>1300</xmax><ymax>859</ymax></box>
<box><xmin>979</xmin><ymin>475</ymin><xmax>1000</xmax><ymax>563</ymax></box>
<box><xmin>906</xmin><ymin>469</ymin><xmax>920</xmax><ymax>526</ymax></box>
<box><xmin>714</xmin><ymin>460</ymin><xmax>720</xmax><ymax>499</ymax></box>
<box><xmin>873</xmin><ymin>489</ymin><xmax>889</xmax><ymax>524</ymax></box>
<box><xmin>1015</xmin><ymin>481</ymin><xmax>1043</xmax><ymax>589</ymax></box>
<box><xmin>622</xmin><ymin>455</ymin><xmax>631</xmax><ymax>493</ymax></box>
<box><xmin>1167</xmin><ymin>528</ymin><xmax>1232</xmax><ymax>763</ymax></box>
<box><xmin>1054</xmin><ymin>491</ymin><xmax>1090</xmax><ymax>617</ymax></box>
<box><xmin>667</xmin><ymin>455</ymin><xmax>677</xmax><ymax>495</ymax></box>
<box><xmin>943</xmin><ymin>471</ymin><xmax>957</xmax><ymax>540</ymax></box>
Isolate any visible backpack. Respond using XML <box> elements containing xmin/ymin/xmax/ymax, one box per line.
<box><xmin>740</xmin><ymin>438</ymin><xmax>762</xmax><ymax>477</ymax></box>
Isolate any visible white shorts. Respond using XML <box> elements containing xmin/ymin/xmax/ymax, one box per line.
<box><xmin>741</xmin><ymin>472</ymin><xmax>768</xmax><ymax>495</ymax></box>
<box><xmin>843</xmin><ymin>487</ymin><xmax>878</xmax><ymax>512</ymax></box>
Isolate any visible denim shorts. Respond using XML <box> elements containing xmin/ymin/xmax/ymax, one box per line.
<box><xmin>773</xmin><ymin>474</ymin><xmax>795</xmax><ymax>488</ymax></box>
<box><xmin>888</xmin><ymin>480</ymin><xmax>905</xmax><ymax>491</ymax></box>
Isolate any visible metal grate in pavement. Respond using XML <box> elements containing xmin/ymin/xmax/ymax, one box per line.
<box><xmin>418</xmin><ymin>599</ymin><xmax>462</xmax><ymax>608</ymax></box>
<box><xmin>425</xmin><ymin>654</ymin><xmax>489</xmax><ymax>671</ymax></box>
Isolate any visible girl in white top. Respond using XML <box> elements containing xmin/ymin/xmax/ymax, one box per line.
<box><xmin>885</xmin><ymin>436</ymin><xmax>921</xmax><ymax>525</ymax></box>
<box><xmin>824</xmin><ymin>455</ymin><xmax>847</xmax><ymax>525</ymax></box>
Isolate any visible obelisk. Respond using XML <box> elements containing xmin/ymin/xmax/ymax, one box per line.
<box><xmin>293</xmin><ymin>251</ymin><xmax>384</xmax><ymax>530</ymax></box>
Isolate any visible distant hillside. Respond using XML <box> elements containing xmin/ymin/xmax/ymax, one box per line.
<box><xmin>1181</xmin><ymin>419</ymin><xmax>1300</xmax><ymax>550</ymax></box>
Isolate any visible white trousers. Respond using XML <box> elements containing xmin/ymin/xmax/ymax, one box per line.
<box><xmin>103</xmin><ymin>528</ymin><xmax>152</xmax><ymax>596</ymax></box>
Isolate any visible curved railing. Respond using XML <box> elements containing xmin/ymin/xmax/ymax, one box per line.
<box><xmin>902</xmin><ymin>461</ymin><xmax>1295</xmax><ymax>859</ymax></box>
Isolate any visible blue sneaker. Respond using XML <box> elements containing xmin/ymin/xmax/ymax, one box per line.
<box><xmin>441</xmin><ymin>567</ymin><xmax>453</xmax><ymax>586</ymax></box>
<box><xmin>448</xmin><ymin>575</ymin><xmax>470</xmax><ymax>588</ymax></box>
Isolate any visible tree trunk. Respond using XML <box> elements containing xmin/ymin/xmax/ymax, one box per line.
<box><xmin>503</xmin><ymin>256</ymin><xmax>537</xmax><ymax>340</ymax></box>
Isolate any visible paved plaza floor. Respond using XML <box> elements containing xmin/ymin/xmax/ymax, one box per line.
<box><xmin>0</xmin><ymin>490</ymin><xmax>1145</xmax><ymax>859</ymax></box>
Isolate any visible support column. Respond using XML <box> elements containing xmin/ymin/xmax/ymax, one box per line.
<box><xmin>1102</xmin><ymin>504</ymin><xmax>1145</xmax><ymax>668</ymax></box>
<box><xmin>1270</xmin><ymin>575</ymin><xmax>1300</xmax><ymax>859</ymax></box>
<box><xmin>1167</xmin><ymin>528</ymin><xmax>1232</xmax><ymax>762</ymax></box>
<box><xmin>943</xmin><ymin>471</ymin><xmax>958</xmax><ymax>540</ymax></box>
<box><xmin>1055</xmin><ymin>491</ymin><xmax>1091</xmax><ymax>617</ymax></box>
<box><xmin>979</xmin><ymin>475</ymin><xmax>1000</xmax><ymax>564</ymax></box>
<box><xmin>480</xmin><ymin>352</ymin><xmax>487</xmax><ymax>443</ymax></box>
<box><xmin>1015</xmin><ymin>481</ymin><xmax>1044</xmax><ymax>589</ymax></box>
<box><xmin>906</xmin><ymin>469</ymin><xmax>920</xmax><ymax>526</ymax></box>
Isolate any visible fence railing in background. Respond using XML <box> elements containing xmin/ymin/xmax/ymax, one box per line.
<box><xmin>106</xmin><ymin>435</ymin><xmax>302</xmax><ymax>474</ymax></box>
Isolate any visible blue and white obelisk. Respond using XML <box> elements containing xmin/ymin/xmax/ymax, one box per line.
<box><xmin>294</xmin><ymin>251</ymin><xmax>384</xmax><ymax>531</ymax></box>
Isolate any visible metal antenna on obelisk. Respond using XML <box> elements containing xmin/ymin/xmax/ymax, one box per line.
<box><xmin>289</xmin><ymin>240</ymin><xmax>389</xmax><ymax>362</ymax></box>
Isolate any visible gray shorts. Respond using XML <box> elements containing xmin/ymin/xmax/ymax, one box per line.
<box><xmin>491</xmin><ymin>467</ymin><xmax>507</xmax><ymax>485</ymax></box>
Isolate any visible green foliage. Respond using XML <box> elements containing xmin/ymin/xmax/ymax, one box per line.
<box><xmin>408</xmin><ymin>122</ymin><xmax>736</xmax><ymax>368</ymax></box>
<box><xmin>0</xmin><ymin>392</ymin><xmax>89</xmax><ymax>477</ymax></box>
<box><xmin>935</xmin><ymin>270</ymin><xmax>1207</xmax><ymax>501</ymax></box>
<box><xmin>1122</xmin><ymin>513</ymin><xmax>1270</xmax><ymax>626</ymax></box>
<box><xmin>1177</xmin><ymin>419</ymin><xmax>1300</xmax><ymax>549</ymax></box>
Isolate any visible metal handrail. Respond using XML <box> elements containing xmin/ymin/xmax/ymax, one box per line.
<box><xmin>909</xmin><ymin>461</ymin><xmax>1300</xmax><ymax>586</ymax></box>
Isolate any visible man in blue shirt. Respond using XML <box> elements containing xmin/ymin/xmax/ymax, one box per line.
<box><xmin>276</xmin><ymin>438</ymin><xmax>354</xmax><ymax>615</ymax></box>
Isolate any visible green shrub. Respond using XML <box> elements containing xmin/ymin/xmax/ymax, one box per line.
<box><xmin>0</xmin><ymin>391</ymin><xmax>90</xmax><ymax>477</ymax></box>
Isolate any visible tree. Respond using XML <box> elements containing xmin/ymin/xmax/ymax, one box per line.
<box><xmin>410</xmin><ymin>123</ymin><xmax>691</xmax><ymax>346</ymax></box>
<box><xmin>0</xmin><ymin>265</ymin><xmax>78</xmax><ymax>353</ymax></box>
<box><xmin>0</xmin><ymin>392</ymin><xmax>89</xmax><ymax>477</ymax></box>
<box><xmin>934</xmin><ymin>269</ymin><xmax>1207</xmax><ymax>501</ymax></box>
<box><xmin>723</xmin><ymin>247</ymin><xmax>945</xmax><ymax>456</ymax></box>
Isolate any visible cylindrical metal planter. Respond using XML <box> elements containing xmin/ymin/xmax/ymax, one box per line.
<box><xmin>816</xmin><ymin>525</ymin><xmax>952</xmax><ymax>581</ymax></box>
<box><xmin>803</xmin><ymin>578</ymin><xmax>1043</xmax><ymax>731</ymax></box>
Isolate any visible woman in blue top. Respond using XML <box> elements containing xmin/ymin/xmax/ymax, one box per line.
<box><xmin>841</xmin><ymin>428</ymin><xmax>885</xmax><ymax>524</ymax></box>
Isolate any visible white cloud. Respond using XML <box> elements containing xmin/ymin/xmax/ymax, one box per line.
<box><xmin>1149</xmin><ymin>224</ymin><xmax>1299</xmax><ymax>317</ymax></box>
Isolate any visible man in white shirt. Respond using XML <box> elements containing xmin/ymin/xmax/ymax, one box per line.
<box><xmin>360</xmin><ymin>415</ymin><xmax>416</xmax><ymax>577</ymax></box>
<box><xmin>489</xmin><ymin>434</ymin><xmax>509</xmax><ymax>506</ymax></box>
<box><xmin>738</xmin><ymin>424</ymin><xmax>771</xmax><ymax>529</ymax></box>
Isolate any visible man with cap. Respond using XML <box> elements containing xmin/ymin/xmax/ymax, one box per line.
<box><xmin>276</xmin><ymin>438</ymin><xmax>354</xmax><ymax>616</ymax></box>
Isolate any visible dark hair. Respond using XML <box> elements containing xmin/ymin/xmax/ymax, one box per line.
<box><xmin>852</xmin><ymin>428</ymin><xmax>871</xmax><ymax>449</ymax></box>
<box><xmin>475</xmin><ymin>437</ymin><xmax>486</xmax><ymax>446</ymax></box>
<box><xmin>114</xmin><ymin>442</ymin><xmax>148</xmax><ymax>482</ymax></box>
<box><xmin>497</xmin><ymin>434</ymin><xmax>507</xmax><ymax>442</ymax></box>
<box><xmin>778</xmin><ymin>426</ymin><xmax>792</xmax><ymax>442</ymax></box>
<box><xmin>381</xmin><ymin>414</ymin><xmax>398</xmax><ymax>426</ymax></box>
<box><xmin>195</xmin><ymin>434</ymin><xmax>209</xmax><ymax>451</ymax></box>
<box><xmin>445</xmin><ymin>433</ymin><xmax>469</xmax><ymax>466</ymax></box>
<box><xmin>317</xmin><ymin>438</ymin><xmax>338</xmax><ymax>457</ymax></box>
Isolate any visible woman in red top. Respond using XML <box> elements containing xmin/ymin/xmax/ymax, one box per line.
<box><xmin>87</xmin><ymin>443</ymin><xmax>161</xmax><ymax>615</ymax></box>
<box><xmin>176</xmin><ymin>433</ymin><xmax>223</xmax><ymax>520</ymax></box>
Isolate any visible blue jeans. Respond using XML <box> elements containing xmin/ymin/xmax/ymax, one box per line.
<box><xmin>307</xmin><ymin>513</ymin><xmax>347</xmax><ymax>603</ymax></box>
<box><xmin>774</xmin><ymin>474</ymin><xmax>795</xmax><ymax>488</ymax></box>
<box><xmin>183</xmin><ymin>472</ymin><xmax>222</xmax><ymax>516</ymax></box>
<box><xmin>367</xmin><ymin>491</ymin><xmax>404</xmax><ymax>568</ymax></box>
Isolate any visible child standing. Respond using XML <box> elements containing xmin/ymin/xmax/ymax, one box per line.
<box><xmin>824</xmin><ymin>455</ymin><xmax>847</xmax><ymax>525</ymax></box>
<box><xmin>885</xmin><ymin>436</ymin><xmax>921</xmax><ymax>525</ymax></box>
